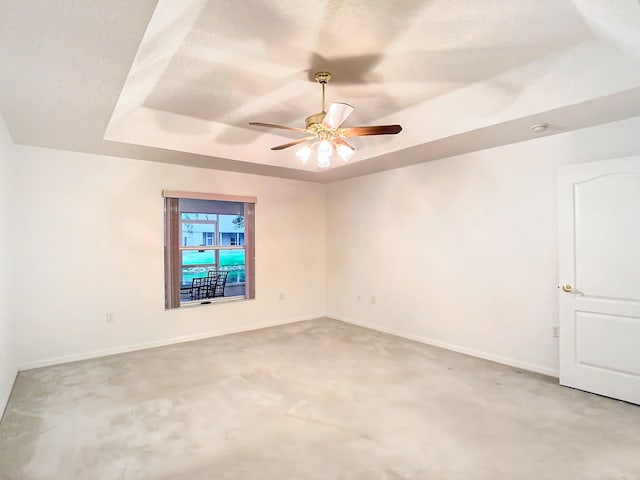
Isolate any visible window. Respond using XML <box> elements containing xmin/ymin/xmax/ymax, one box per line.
<box><xmin>164</xmin><ymin>191</ymin><xmax>256</xmax><ymax>308</ymax></box>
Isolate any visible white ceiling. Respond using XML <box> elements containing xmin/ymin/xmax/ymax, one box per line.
<box><xmin>1</xmin><ymin>0</ymin><xmax>640</xmax><ymax>182</ymax></box>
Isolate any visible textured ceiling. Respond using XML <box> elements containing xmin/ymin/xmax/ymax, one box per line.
<box><xmin>145</xmin><ymin>3</ymin><xmax>585</xmax><ymax>124</ymax></box>
<box><xmin>1</xmin><ymin>0</ymin><xmax>640</xmax><ymax>181</ymax></box>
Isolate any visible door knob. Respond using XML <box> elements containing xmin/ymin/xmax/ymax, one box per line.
<box><xmin>562</xmin><ymin>284</ymin><xmax>575</xmax><ymax>293</ymax></box>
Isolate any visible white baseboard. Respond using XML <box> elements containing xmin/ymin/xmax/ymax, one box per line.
<box><xmin>0</xmin><ymin>367</ymin><xmax>18</xmax><ymax>421</ymax></box>
<box><xmin>329</xmin><ymin>313</ymin><xmax>559</xmax><ymax>378</ymax></box>
<box><xmin>17</xmin><ymin>314</ymin><xmax>558</xmax><ymax>378</ymax></box>
<box><xmin>19</xmin><ymin>314</ymin><xmax>323</xmax><ymax>371</ymax></box>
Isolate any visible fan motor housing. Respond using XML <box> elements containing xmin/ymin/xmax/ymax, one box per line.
<box><xmin>305</xmin><ymin>112</ymin><xmax>326</xmax><ymax>130</ymax></box>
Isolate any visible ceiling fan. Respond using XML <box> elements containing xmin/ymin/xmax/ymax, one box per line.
<box><xmin>249</xmin><ymin>71</ymin><xmax>402</xmax><ymax>168</ymax></box>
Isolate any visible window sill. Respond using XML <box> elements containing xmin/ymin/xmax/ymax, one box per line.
<box><xmin>172</xmin><ymin>295</ymin><xmax>250</xmax><ymax>310</ymax></box>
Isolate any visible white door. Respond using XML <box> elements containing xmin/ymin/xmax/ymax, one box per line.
<box><xmin>558</xmin><ymin>156</ymin><xmax>640</xmax><ymax>405</ymax></box>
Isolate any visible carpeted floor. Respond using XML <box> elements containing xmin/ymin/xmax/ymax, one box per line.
<box><xmin>1</xmin><ymin>318</ymin><xmax>639</xmax><ymax>479</ymax></box>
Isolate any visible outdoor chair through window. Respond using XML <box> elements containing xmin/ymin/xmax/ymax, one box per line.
<box><xmin>187</xmin><ymin>271</ymin><xmax>229</xmax><ymax>301</ymax></box>
<box><xmin>189</xmin><ymin>276</ymin><xmax>212</xmax><ymax>300</ymax></box>
<box><xmin>207</xmin><ymin>270</ymin><xmax>229</xmax><ymax>298</ymax></box>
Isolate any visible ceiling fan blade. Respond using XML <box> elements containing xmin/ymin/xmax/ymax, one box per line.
<box><xmin>249</xmin><ymin>122</ymin><xmax>308</xmax><ymax>133</ymax></box>
<box><xmin>341</xmin><ymin>125</ymin><xmax>403</xmax><ymax>137</ymax></box>
<box><xmin>333</xmin><ymin>137</ymin><xmax>355</xmax><ymax>150</ymax></box>
<box><xmin>270</xmin><ymin>136</ymin><xmax>316</xmax><ymax>151</ymax></box>
<box><xmin>323</xmin><ymin>102</ymin><xmax>354</xmax><ymax>129</ymax></box>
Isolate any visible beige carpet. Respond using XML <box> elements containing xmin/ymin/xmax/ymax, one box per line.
<box><xmin>1</xmin><ymin>318</ymin><xmax>639</xmax><ymax>479</ymax></box>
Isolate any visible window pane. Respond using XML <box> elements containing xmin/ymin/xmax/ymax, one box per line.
<box><xmin>181</xmin><ymin>222</ymin><xmax>215</xmax><ymax>247</ymax></box>
<box><xmin>219</xmin><ymin>249</ymin><xmax>245</xmax><ymax>284</ymax></box>
<box><xmin>181</xmin><ymin>250</ymin><xmax>215</xmax><ymax>287</ymax></box>
<box><xmin>218</xmin><ymin>215</ymin><xmax>244</xmax><ymax>246</ymax></box>
<box><xmin>182</xmin><ymin>250</ymin><xmax>215</xmax><ymax>265</ymax></box>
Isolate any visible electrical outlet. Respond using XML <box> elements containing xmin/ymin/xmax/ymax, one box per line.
<box><xmin>371</xmin><ymin>296</ymin><xmax>376</xmax><ymax>305</ymax></box>
<box><xmin>279</xmin><ymin>292</ymin><xmax>284</xmax><ymax>301</ymax></box>
<box><xmin>552</xmin><ymin>325</ymin><xmax>559</xmax><ymax>338</ymax></box>
<box><xmin>357</xmin><ymin>295</ymin><xmax>361</xmax><ymax>302</ymax></box>
<box><xmin>106</xmin><ymin>313</ymin><xmax>114</xmax><ymax>323</ymax></box>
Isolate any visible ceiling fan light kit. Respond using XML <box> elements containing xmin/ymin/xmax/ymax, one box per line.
<box><xmin>249</xmin><ymin>71</ymin><xmax>402</xmax><ymax>169</ymax></box>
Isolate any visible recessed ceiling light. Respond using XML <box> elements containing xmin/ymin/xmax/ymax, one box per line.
<box><xmin>531</xmin><ymin>123</ymin><xmax>549</xmax><ymax>133</ymax></box>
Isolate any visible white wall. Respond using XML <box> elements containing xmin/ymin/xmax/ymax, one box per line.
<box><xmin>0</xmin><ymin>115</ymin><xmax>18</xmax><ymax>416</ymax></box>
<box><xmin>326</xmin><ymin>116</ymin><xmax>640</xmax><ymax>376</ymax></box>
<box><xmin>11</xmin><ymin>147</ymin><xmax>326</xmax><ymax>368</ymax></box>
<box><xmin>7</xmin><ymin>116</ymin><xmax>640</xmax><ymax>377</ymax></box>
